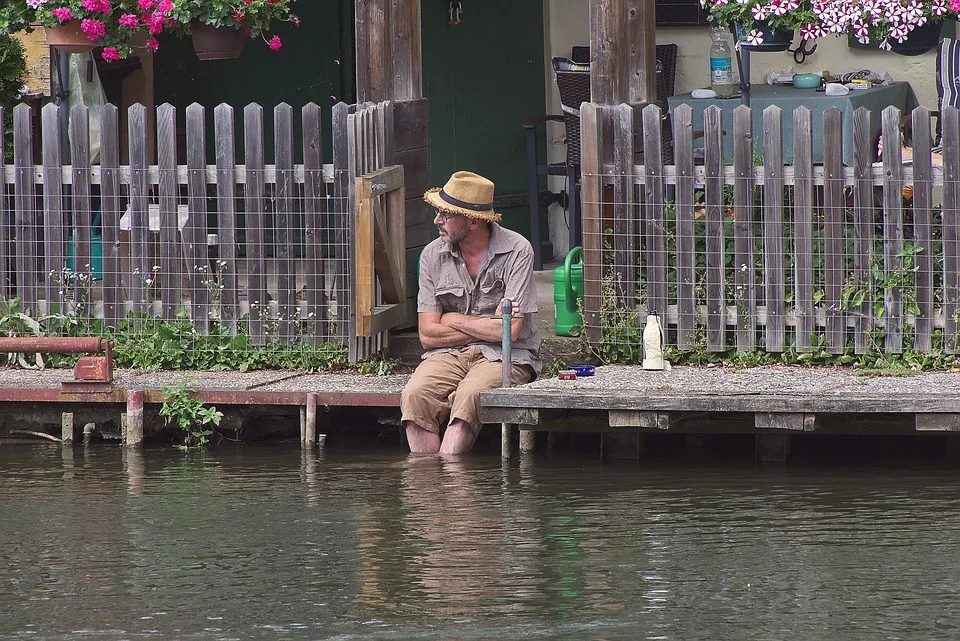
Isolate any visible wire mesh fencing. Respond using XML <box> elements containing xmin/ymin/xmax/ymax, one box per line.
<box><xmin>0</xmin><ymin>100</ymin><xmax>392</xmax><ymax>369</ymax></box>
<box><xmin>580</xmin><ymin>101</ymin><xmax>960</xmax><ymax>359</ymax></box>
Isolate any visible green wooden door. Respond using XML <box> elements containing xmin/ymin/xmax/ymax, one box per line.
<box><xmin>422</xmin><ymin>2</ymin><xmax>546</xmax><ymax>239</ymax></box>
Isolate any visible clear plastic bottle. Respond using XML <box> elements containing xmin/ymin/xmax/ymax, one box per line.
<box><xmin>709</xmin><ymin>25</ymin><xmax>734</xmax><ymax>98</ymax></box>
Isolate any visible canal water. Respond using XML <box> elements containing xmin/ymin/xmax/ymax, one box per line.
<box><xmin>2</xmin><ymin>442</ymin><xmax>960</xmax><ymax>640</ymax></box>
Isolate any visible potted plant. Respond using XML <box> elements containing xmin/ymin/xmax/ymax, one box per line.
<box><xmin>811</xmin><ymin>0</ymin><xmax>953</xmax><ymax>55</ymax></box>
<box><xmin>162</xmin><ymin>0</ymin><xmax>301</xmax><ymax>60</ymax></box>
<box><xmin>701</xmin><ymin>0</ymin><xmax>820</xmax><ymax>51</ymax></box>
<box><xmin>0</xmin><ymin>1</ymin><xmax>149</xmax><ymax>61</ymax></box>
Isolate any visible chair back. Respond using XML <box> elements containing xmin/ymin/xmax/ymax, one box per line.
<box><xmin>937</xmin><ymin>37</ymin><xmax>960</xmax><ymax>142</ymax></box>
<box><xmin>552</xmin><ymin>44</ymin><xmax>680</xmax><ymax>165</ymax></box>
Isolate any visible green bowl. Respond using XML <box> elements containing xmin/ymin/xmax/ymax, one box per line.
<box><xmin>793</xmin><ymin>73</ymin><xmax>821</xmax><ymax>89</ymax></box>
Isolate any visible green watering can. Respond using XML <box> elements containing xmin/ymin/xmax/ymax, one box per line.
<box><xmin>553</xmin><ymin>246</ymin><xmax>583</xmax><ymax>336</ymax></box>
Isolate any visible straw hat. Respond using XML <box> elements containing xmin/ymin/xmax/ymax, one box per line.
<box><xmin>423</xmin><ymin>171</ymin><xmax>501</xmax><ymax>223</ymax></box>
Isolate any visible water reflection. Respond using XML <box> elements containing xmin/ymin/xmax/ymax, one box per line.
<box><xmin>2</xmin><ymin>445</ymin><xmax>960</xmax><ymax>640</ymax></box>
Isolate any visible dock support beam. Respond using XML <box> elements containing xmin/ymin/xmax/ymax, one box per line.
<box><xmin>125</xmin><ymin>390</ymin><xmax>144</xmax><ymax>447</ymax></box>
<box><xmin>302</xmin><ymin>392</ymin><xmax>317</xmax><ymax>447</ymax></box>
<box><xmin>520</xmin><ymin>430</ymin><xmax>536</xmax><ymax>454</ymax></box>
<box><xmin>602</xmin><ymin>430</ymin><xmax>645</xmax><ymax>460</ymax></box>
<box><xmin>757</xmin><ymin>433</ymin><xmax>790</xmax><ymax>464</ymax></box>
<box><xmin>61</xmin><ymin>412</ymin><xmax>73</xmax><ymax>444</ymax></box>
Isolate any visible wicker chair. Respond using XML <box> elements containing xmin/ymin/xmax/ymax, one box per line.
<box><xmin>523</xmin><ymin>44</ymin><xmax>679</xmax><ymax>269</ymax></box>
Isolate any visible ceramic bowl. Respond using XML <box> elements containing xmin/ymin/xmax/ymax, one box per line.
<box><xmin>793</xmin><ymin>73</ymin><xmax>821</xmax><ymax>89</ymax></box>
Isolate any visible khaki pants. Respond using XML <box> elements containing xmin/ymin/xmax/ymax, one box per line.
<box><xmin>400</xmin><ymin>346</ymin><xmax>534</xmax><ymax>434</ymax></box>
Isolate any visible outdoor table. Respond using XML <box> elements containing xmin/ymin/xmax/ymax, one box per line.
<box><xmin>667</xmin><ymin>81</ymin><xmax>918</xmax><ymax>165</ymax></box>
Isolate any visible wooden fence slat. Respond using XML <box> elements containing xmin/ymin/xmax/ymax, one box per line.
<box><xmin>69</xmin><ymin>104</ymin><xmax>92</xmax><ymax>316</ymax></box>
<box><xmin>641</xmin><ymin>104</ymin><xmax>666</xmax><ymax>318</ymax></box>
<box><xmin>185</xmin><ymin>103</ymin><xmax>210</xmax><ymax>334</ymax></box>
<box><xmin>704</xmin><ymin>105</ymin><xmax>725</xmax><ymax>351</ymax></box>
<box><xmin>214</xmin><ymin>103</ymin><xmax>239</xmax><ymax>335</ymax></box>
<box><xmin>99</xmin><ymin>105</ymin><xmax>121</xmax><ymax>328</ymax></box>
<box><xmin>881</xmin><ymin>106</ymin><xmax>904</xmax><ymax>353</ymax></box>
<box><xmin>581</xmin><ymin>103</ymin><xmax>603</xmax><ymax>343</ymax></box>
<box><xmin>911</xmin><ymin>106</ymin><xmax>934</xmax><ymax>352</ymax></box>
<box><xmin>243</xmin><ymin>103</ymin><xmax>267</xmax><ymax>346</ymax></box>
<box><xmin>41</xmin><ymin>103</ymin><xmax>64</xmax><ymax>312</ymax></box>
<box><xmin>852</xmin><ymin>107</ymin><xmax>874</xmax><ymax>354</ymax></box>
<box><xmin>332</xmin><ymin>101</ymin><xmax>352</xmax><ymax>343</ymax></box>
<box><xmin>128</xmin><ymin>104</ymin><xmax>150</xmax><ymax>317</ymax></box>
<box><xmin>612</xmin><ymin>104</ymin><xmax>635</xmax><ymax>307</ymax></box>
<box><xmin>302</xmin><ymin>102</ymin><xmax>328</xmax><ymax>341</ymax></box>
<box><xmin>347</xmin><ymin>109</ymin><xmax>361</xmax><ymax>361</ymax></box>
<box><xmin>274</xmin><ymin>103</ymin><xmax>296</xmax><ymax>340</ymax></box>
<box><xmin>763</xmin><ymin>106</ymin><xmax>785</xmax><ymax>352</ymax></box>
<box><xmin>0</xmin><ymin>107</ymin><xmax>9</xmax><ymax>299</ymax></box>
<box><xmin>823</xmin><ymin>107</ymin><xmax>844</xmax><ymax>353</ymax></box>
<box><xmin>733</xmin><ymin>104</ymin><xmax>755</xmax><ymax>350</ymax></box>
<box><xmin>943</xmin><ymin>106</ymin><xmax>960</xmax><ymax>353</ymax></box>
<box><xmin>15</xmin><ymin>104</ymin><xmax>37</xmax><ymax>313</ymax></box>
<box><xmin>156</xmin><ymin>103</ymin><xmax>179</xmax><ymax>321</ymax></box>
<box><xmin>673</xmin><ymin>104</ymin><xmax>696</xmax><ymax>350</ymax></box>
<box><xmin>793</xmin><ymin>106</ymin><xmax>814</xmax><ymax>352</ymax></box>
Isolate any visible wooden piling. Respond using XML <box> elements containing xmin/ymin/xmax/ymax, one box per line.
<box><xmin>304</xmin><ymin>393</ymin><xmax>317</xmax><ymax>446</ymax></box>
<box><xmin>61</xmin><ymin>412</ymin><xmax>73</xmax><ymax>445</ymax></box>
<box><xmin>125</xmin><ymin>390</ymin><xmax>144</xmax><ymax>447</ymax></box>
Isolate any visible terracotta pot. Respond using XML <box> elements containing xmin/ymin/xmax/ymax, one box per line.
<box><xmin>191</xmin><ymin>23</ymin><xmax>245</xmax><ymax>61</ymax></box>
<box><xmin>736</xmin><ymin>22</ymin><xmax>794</xmax><ymax>53</ymax></box>
<box><xmin>44</xmin><ymin>21</ymin><xmax>97</xmax><ymax>54</ymax></box>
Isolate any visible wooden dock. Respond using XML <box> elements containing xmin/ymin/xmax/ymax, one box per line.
<box><xmin>480</xmin><ymin>364</ymin><xmax>960</xmax><ymax>435</ymax></box>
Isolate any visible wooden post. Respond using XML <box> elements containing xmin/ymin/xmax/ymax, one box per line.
<box><xmin>304</xmin><ymin>393</ymin><xmax>317</xmax><ymax>446</ymax></box>
<box><xmin>590</xmin><ymin>0</ymin><xmax>629</xmax><ymax>105</ymax></box>
<box><xmin>125</xmin><ymin>390</ymin><xmax>144</xmax><ymax>447</ymax></box>
<box><xmin>520</xmin><ymin>430</ymin><xmax>536</xmax><ymax>454</ymax></box>
<box><xmin>627</xmin><ymin>0</ymin><xmax>656</xmax><ymax>106</ymax></box>
<box><xmin>61</xmin><ymin>412</ymin><xmax>74</xmax><ymax>445</ymax></box>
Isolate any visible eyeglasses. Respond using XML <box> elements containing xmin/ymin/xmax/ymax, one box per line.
<box><xmin>435</xmin><ymin>210</ymin><xmax>461</xmax><ymax>223</ymax></box>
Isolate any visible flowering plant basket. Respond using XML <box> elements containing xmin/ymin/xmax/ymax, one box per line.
<box><xmin>810</xmin><ymin>0</ymin><xmax>952</xmax><ymax>51</ymax></box>
<box><xmin>0</xmin><ymin>0</ymin><xmax>150</xmax><ymax>61</ymax></box>
<box><xmin>701</xmin><ymin>0</ymin><xmax>818</xmax><ymax>46</ymax></box>
<box><xmin>0</xmin><ymin>0</ymin><xmax>299</xmax><ymax>62</ymax></box>
<box><xmin>163</xmin><ymin>0</ymin><xmax>300</xmax><ymax>53</ymax></box>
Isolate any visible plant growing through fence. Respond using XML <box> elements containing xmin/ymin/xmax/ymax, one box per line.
<box><xmin>160</xmin><ymin>375</ymin><xmax>223</xmax><ymax>449</ymax></box>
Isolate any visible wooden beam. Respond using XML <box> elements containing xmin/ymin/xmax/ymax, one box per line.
<box><xmin>590</xmin><ymin>0</ymin><xmax>629</xmax><ymax>105</ymax></box>
<box><xmin>627</xmin><ymin>0</ymin><xmax>656</xmax><ymax>105</ymax></box>
<box><xmin>391</xmin><ymin>0</ymin><xmax>422</xmax><ymax>100</ymax></box>
<box><xmin>356</xmin><ymin>0</ymin><xmax>390</xmax><ymax>102</ymax></box>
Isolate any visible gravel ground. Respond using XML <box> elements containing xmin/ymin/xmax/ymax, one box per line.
<box><xmin>0</xmin><ymin>363</ymin><xmax>956</xmax><ymax>398</ymax></box>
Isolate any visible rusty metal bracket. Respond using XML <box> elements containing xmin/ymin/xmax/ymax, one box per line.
<box><xmin>0</xmin><ymin>337</ymin><xmax>114</xmax><ymax>392</ymax></box>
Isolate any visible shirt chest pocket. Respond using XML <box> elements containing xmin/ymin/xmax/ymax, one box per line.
<box><xmin>477</xmin><ymin>273</ymin><xmax>506</xmax><ymax>312</ymax></box>
<box><xmin>435</xmin><ymin>279</ymin><xmax>468</xmax><ymax>313</ymax></box>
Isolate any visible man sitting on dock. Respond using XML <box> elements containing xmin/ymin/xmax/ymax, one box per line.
<box><xmin>400</xmin><ymin>171</ymin><xmax>541</xmax><ymax>455</ymax></box>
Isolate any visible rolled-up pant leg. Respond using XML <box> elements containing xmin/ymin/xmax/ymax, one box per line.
<box><xmin>400</xmin><ymin>350</ymin><xmax>470</xmax><ymax>434</ymax></box>
<box><xmin>401</xmin><ymin>346</ymin><xmax>535</xmax><ymax>434</ymax></box>
<box><xmin>449</xmin><ymin>347</ymin><xmax>535</xmax><ymax>432</ymax></box>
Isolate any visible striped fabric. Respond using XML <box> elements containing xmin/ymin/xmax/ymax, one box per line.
<box><xmin>936</xmin><ymin>37</ymin><xmax>960</xmax><ymax>141</ymax></box>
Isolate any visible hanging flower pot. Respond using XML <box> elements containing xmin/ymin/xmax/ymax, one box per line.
<box><xmin>191</xmin><ymin>23</ymin><xmax>246</xmax><ymax>61</ymax></box>
<box><xmin>890</xmin><ymin>21</ymin><xmax>941</xmax><ymax>57</ymax></box>
<box><xmin>735</xmin><ymin>21</ymin><xmax>794</xmax><ymax>52</ymax></box>
<box><xmin>44</xmin><ymin>20</ymin><xmax>97</xmax><ymax>54</ymax></box>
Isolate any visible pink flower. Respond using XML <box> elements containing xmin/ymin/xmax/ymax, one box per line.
<box><xmin>119</xmin><ymin>13</ymin><xmax>139</xmax><ymax>29</ymax></box>
<box><xmin>144</xmin><ymin>10</ymin><xmax>166</xmax><ymax>33</ymax></box>
<box><xmin>81</xmin><ymin>18</ymin><xmax>106</xmax><ymax>41</ymax></box>
<box><xmin>26</xmin><ymin>0</ymin><xmax>47</xmax><ymax>8</ymax></box>
<box><xmin>268</xmin><ymin>35</ymin><xmax>282</xmax><ymax>50</ymax></box>
<box><xmin>81</xmin><ymin>0</ymin><xmax>111</xmax><ymax>14</ymax></box>
<box><xmin>51</xmin><ymin>7</ymin><xmax>73</xmax><ymax>22</ymax></box>
<box><xmin>101</xmin><ymin>47</ymin><xmax>120</xmax><ymax>62</ymax></box>
<box><xmin>145</xmin><ymin>37</ymin><xmax>159</xmax><ymax>52</ymax></box>
<box><xmin>137</xmin><ymin>0</ymin><xmax>155</xmax><ymax>8</ymax></box>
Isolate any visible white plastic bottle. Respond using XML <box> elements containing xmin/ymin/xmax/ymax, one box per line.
<box><xmin>709</xmin><ymin>24</ymin><xmax>734</xmax><ymax>98</ymax></box>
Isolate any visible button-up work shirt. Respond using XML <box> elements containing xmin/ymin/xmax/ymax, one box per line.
<box><xmin>417</xmin><ymin>223</ymin><xmax>542</xmax><ymax>375</ymax></box>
